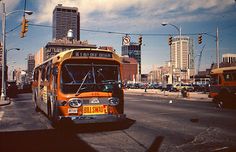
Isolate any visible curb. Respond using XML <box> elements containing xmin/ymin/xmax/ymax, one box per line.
<box><xmin>124</xmin><ymin>91</ymin><xmax>212</xmax><ymax>102</ymax></box>
<box><xmin>0</xmin><ymin>99</ymin><xmax>11</xmax><ymax>106</ymax></box>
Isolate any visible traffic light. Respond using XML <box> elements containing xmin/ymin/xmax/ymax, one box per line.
<box><xmin>20</xmin><ymin>17</ymin><xmax>29</xmax><ymax>38</ymax></box>
<box><xmin>198</xmin><ymin>34</ymin><xmax>202</xmax><ymax>44</ymax></box>
<box><xmin>138</xmin><ymin>36</ymin><xmax>142</xmax><ymax>46</ymax></box>
<box><xmin>168</xmin><ymin>36</ymin><xmax>172</xmax><ymax>45</ymax></box>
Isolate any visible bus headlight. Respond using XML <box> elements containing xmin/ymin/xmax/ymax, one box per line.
<box><xmin>108</xmin><ymin>97</ymin><xmax>119</xmax><ymax>106</ymax></box>
<box><xmin>68</xmin><ymin>98</ymin><xmax>83</xmax><ymax>108</ymax></box>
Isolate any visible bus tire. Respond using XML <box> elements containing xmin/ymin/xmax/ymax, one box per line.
<box><xmin>47</xmin><ymin>100</ymin><xmax>52</xmax><ymax>119</ymax></box>
<box><xmin>214</xmin><ymin>96</ymin><xmax>224</xmax><ymax>108</ymax></box>
<box><xmin>216</xmin><ymin>89</ymin><xmax>231</xmax><ymax>108</ymax></box>
<box><xmin>35</xmin><ymin>103</ymin><xmax>40</xmax><ymax>112</ymax></box>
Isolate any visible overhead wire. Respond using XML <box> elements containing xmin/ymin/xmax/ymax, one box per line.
<box><xmin>5</xmin><ymin>23</ymin><xmax>234</xmax><ymax>39</ymax></box>
<box><xmin>28</xmin><ymin>23</ymin><xmax>208</xmax><ymax>37</ymax></box>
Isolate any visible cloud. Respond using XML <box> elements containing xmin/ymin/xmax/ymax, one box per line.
<box><xmin>28</xmin><ymin>0</ymin><xmax>235</xmax><ymax>32</ymax></box>
<box><xmin>0</xmin><ymin>0</ymin><xmax>21</xmax><ymax>12</ymax></box>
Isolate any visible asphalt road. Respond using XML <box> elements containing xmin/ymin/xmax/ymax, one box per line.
<box><xmin>0</xmin><ymin>93</ymin><xmax>236</xmax><ymax>152</ymax></box>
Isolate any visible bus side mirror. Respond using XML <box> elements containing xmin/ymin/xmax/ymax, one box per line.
<box><xmin>118</xmin><ymin>82</ymin><xmax>123</xmax><ymax>89</ymax></box>
<box><xmin>53</xmin><ymin>67</ymin><xmax>58</xmax><ymax>76</ymax></box>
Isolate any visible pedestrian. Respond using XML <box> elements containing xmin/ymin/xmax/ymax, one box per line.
<box><xmin>145</xmin><ymin>83</ymin><xmax>147</xmax><ymax>92</ymax></box>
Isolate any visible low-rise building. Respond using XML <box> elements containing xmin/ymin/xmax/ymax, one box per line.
<box><xmin>121</xmin><ymin>56</ymin><xmax>138</xmax><ymax>83</ymax></box>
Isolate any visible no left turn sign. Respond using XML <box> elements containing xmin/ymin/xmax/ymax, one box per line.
<box><xmin>123</xmin><ymin>36</ymin><xmax>130</xmax><ymax>45</ymax></box>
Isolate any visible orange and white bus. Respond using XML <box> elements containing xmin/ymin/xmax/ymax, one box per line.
<box><xmin>209</xmin><ymin>66</ymin><xmax>236</xmax><ymax>106</ymax></box>
<box><xmin>32</xmin><ymin>48</ymin><xmax>125</xmax><ymax>125</ymax></box>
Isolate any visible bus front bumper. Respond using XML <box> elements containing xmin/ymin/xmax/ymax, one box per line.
<box><xmin>59</xmin><ymin>114</ymin><xmax>126</xmax><ymax>124</ymax></box>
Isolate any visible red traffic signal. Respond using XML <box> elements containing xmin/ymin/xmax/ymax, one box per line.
<box><xmin>198</xmin><ymin>34</ymin><xmax>202</xmax><ymax>44</ymax></box>
<box><xmin>138</xmin><ymin>36</ymin><xmax>142</xmax><ymax>45</ymax></box>
<box><xmin>168</xmin><ymin>36</ymin><xmax>172</xmax><ymax>45</ymax></box>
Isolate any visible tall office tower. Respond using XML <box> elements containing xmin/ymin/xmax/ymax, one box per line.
<box><xmin>121</xmin><ymin>42</ymin><xmax>141</xmax><ymax>75</ymax></box>
<box><xmin>53</xmin><ymin>4</ymin><xmax>80</xmax><ymax>40</ymax></box>
<box><xmin>27</xmin><ymin>54</ymin><xmax>35</xmax><ymax>81</ymax></box>
<box><xmin>170</xmin><ymin>36</ymin><xmax>194</xmax><ymax>80</ymax></box>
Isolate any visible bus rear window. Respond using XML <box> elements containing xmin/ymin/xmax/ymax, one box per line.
<box><xmin>210</xmin><ymin>75</ymin><xmax>219</xmax><ymax>85</ymax></box>
<box><xmin>223</xmin><ymin>71</ymin><xmax>236</xmax><ymax>81</ymax></box>
<box><xmin>224</xmin><ymin>73</ymin><xmax>232</xmax><ymax>81</ymax></box>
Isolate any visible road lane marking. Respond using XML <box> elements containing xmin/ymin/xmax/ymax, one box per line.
<box><xmin>0</xmin><ymin>111</ymin><xmax>4</xmax><ymax>121</ymax></box>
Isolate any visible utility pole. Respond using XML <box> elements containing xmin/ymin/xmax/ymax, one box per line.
<box><xmin>216</xmin><ymin>27</ymin><xmax>220</xmax><ymax>68</ymax></box>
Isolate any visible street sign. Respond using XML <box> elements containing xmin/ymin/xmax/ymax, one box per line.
<box><xmin>122</xmin><ymin>35</ymin><xmax>131</xmax><ymax>45</ymax></box>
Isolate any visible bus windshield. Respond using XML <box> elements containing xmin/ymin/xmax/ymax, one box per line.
<box><xmin>61</xmin><ymin>63</ymin><xmax>121</xmax><ymax>94</ymax></box>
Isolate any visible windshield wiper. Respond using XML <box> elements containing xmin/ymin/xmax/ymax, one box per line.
<box><xmin>75</xmin><ymin>71</ymin><xmax>90</xmax><ymax>96</ymax></box>
<box><xmin>65</xmin><ymin>65</ymin><xmax>76</xmax><ymax>83</ymax></box>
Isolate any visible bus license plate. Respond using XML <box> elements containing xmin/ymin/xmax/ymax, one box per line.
<box><xmin>68</xmin><ymin>108</ymin><xmax>78</xmax><ymax>114</ymax></box>
<box><xmin>83</xmin><ymin>105</ymin><xmax>107</xmax><ymax>115</ymax></box>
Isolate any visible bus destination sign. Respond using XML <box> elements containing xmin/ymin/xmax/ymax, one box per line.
<box><xmin>73</xmin><ymin>50</ymin><xmax>112</xmax><ymax>58</ymax></box>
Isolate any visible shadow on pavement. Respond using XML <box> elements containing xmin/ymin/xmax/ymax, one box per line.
<box><xmin>0</xmin><ymin>129</ymin><xmax>96</xmax><ymax>152</ymax></box>
<box><xmin>0</xmin><ymin>118</ymin><xmax>135</xmax><ymax>152</ymax></box>
<box><xmin>57</xmin><ymin>118</ymin><xmax>136</xmax><ymax>133</ymax></box>
<box><xmin>147</xmin><ymin>136</ymin><xmax>164</xmax><ymax>152</ymax></box>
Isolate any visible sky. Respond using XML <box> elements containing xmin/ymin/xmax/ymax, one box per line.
<box><xmin>1</xmin><ymin>0</ymin><xmax>236</xmax><ymax>74</ymax></box>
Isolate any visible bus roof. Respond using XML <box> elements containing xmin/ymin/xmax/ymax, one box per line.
<box><xmin>211</xmin><ymin>66</ymin><xmax>236</xmax><ymax>74</ymax></box>
<box><xmin>35</xmin><ymin>48</ymin><xmax>121</xmax><ymax>69</ymax></box>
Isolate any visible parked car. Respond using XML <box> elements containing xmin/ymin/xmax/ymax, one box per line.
<box><xmin>6</xmin><ymin>80</ymin><xmax>18</xmax><ymax>98</ymax></box>
<box><xmin>148</xmin><ymin>83</ymin><xmax>160</xmax><ymax>89</ymax></box>
<box><xmin>192</xmin><ymin>84</ymin><xmax>210</xmax><ymax>92</ymax></box>
<box><xmin>175</xmin><ymin>83</ymin><xmax>194</xmax><ymax>92</ymax></box>
<box><xmin>192</xmin><ymin>84</ymin><xmax>202</xmax><ymax>92</ymax></box>
<box><xmin>162</xmin><ymin>84</ymin><xmax>177</xmax><ymax>92</ymax></box>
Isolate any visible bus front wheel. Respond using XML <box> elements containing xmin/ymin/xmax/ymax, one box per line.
<box><xmin>48</xmin><ymin>100</ymin><xmax>60</xmax><ymax>128</ymax></box>
<box><xmin>214</xmin><ymin>96</ymin><xmax>224</xmax><ymax>108</ymax></box>
<box><xmin>215</xmin><ymin>89</ymin><xmax>233</xmax><ymax>108</ymax></box>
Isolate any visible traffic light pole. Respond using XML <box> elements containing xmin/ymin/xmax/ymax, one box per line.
<box><xmin>204</xmin><ymin>27</ymin><xmax>220</xmax><ymax>69</ymax></box>
<box><xmin>0</xmin><ymin>2</ymin><xmax>33</xmax><ymax>105</ymax></box>
<box><xmin>216</xmin><ymin>27</ymin><xmax>219</xmax><ymax>68</ymax></box>
<box><xmin>1</xmin><ymin>2</ymin><xmax>7</xmax><ymax>101</ymax></box>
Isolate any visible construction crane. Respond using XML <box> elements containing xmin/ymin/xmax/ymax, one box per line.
<box><xmin>197</xmin><ymin>44</ymin><xmax>206</xmax><ymax>74</ymax></box>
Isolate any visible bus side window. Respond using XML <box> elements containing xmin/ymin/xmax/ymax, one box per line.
<box><xmin>233</xmin><ymin>72</ymin><xmax>236</xmax><ymax>81</ymax></box>
<box><xmin>41</xmin><ymin>66</ymin><xmax>46</xmax><ymax>81</ymax></box>
<box><xmin>52</xmin><ymin>66</ymin><xmax>58</xmax><ymax>88</ymax></box>
<box><xmin>53</xmin><ymin>66</ymin><xmax>58</xmax><ymax>76</ymax></box>
<box><xmin>46</xmin><ymin>66</ymin><xmax>51</xmax><ymax>81</ymax></box>
<box><xmin>224</xmin><ymin>73</ymin><xmax>232</xmax><ymax>81</ymax></box>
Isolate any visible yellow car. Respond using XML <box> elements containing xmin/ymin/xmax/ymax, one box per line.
<box><xmin>175</xmin><ymin>83</ymin><xmax>194</xmax><ymax>92</ymax></box>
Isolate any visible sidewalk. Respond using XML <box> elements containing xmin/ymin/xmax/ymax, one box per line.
<box><xmin>124</xmin><ymin>89</ymin><xmax>212</xmax><ymax>102</ymax></box>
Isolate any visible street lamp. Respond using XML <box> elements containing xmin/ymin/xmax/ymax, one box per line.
<box><xmin>161</xmin><ymin>22</ymin><xmax>182</xmax><ymax>84</ymax></box>
<box><xmin>7</xmin><ymin>48</ymin><xmax>20</xmax><ymax>52</ymax></box>
<box><xmin>1</xmin><ymin>2</ymin><xmax>33</xmax><ymax>102</ymax></box>
<box><xmin>6</xmin><ymin>48</ymin><xmax>20</xmax><ymax>64</ymax></box>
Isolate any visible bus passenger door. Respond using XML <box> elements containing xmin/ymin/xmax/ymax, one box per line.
<box><xmin>39</xmin><ymin>66</ymin><xmax>48</xmax><ymax>114</ymax></box>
